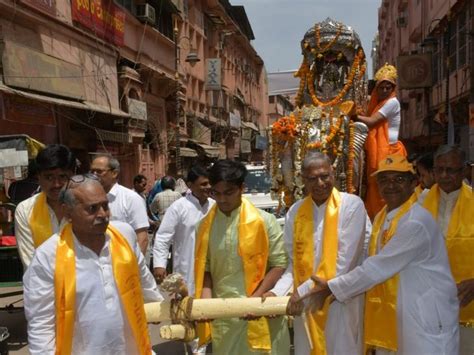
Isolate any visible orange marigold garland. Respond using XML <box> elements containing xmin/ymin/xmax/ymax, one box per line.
<box><xmin>294</xmin><ymin>58</ymin><xmax>310</xmax><ymax>107</ymax></box>
<box><xmin>313</xmin><ymin>24</ymin><xmax>342</xmax><ymax>54</ymax></box>
<box><xmin>272</xmin><ymin>111</ymin><xmax>301</xmax><ymax>141</ymax></box>
<box><xmin>306</xmin><ymin>115</ymin><xmax>344</xmax><ymax>150</ymax></box>
<box><xmin>306</xmin><ymin>49</ymin><xmax>365</xmax><ymax>107</ymax></box>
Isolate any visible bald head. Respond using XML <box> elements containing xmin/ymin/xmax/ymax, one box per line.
<box><xmin>61</xmin><ymin>176</ymin><xmax>111</xmax><ymax>239</ymax></box>
<box><xmin>60</xmin><ymin>177</ymin><xmax>104</xmax><ymax>207</ymax></box>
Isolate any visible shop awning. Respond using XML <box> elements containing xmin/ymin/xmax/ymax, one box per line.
<box><xmin>179</xmin><ymin>147</ymin><xmax>198</xmax><ymax>157</ymax></box>
<box><xmin>192</xmin><ymin>142</ymin><xmax>220</xmax><ymax>158</ymax></box>
<box><xmin>0</xmin><ymin>83</ymin><xmax>130</xmax><ymax>118</ymax></box>
<box><xmin>241</xmin><ymin>121</ymin><xmax>259</xmax><ymax>132</ymax></box>
<box><xmin>95</xmin><ymin>128</ymin><xmax>133</xmax><ymax>143</ymax></box>
<box><xmin>200</xmin><ymin>144</ymin><xmax>220</xmax><ymax>158</ymax></box>
<box><xmin>185</xmin><ymin>139</ymin><xmax>221</xmax><ymax>158</ymax></box>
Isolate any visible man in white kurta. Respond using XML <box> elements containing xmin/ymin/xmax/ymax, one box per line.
<box><xmin>423</xmin><ymin>145</ymin><xmax>473</xmax><ymax>355</ymax></box>
<box><xmin>306</xmin><ymin>155</ymin><xmax>460</xmax><ymax>354</ymax></box>
<box><xmin>15</xmin><ymin>193</ymin><xmax>65</xmax><ymax>268</ymax></box>
<box><xmin>271</xmin><ymin>152</ymin><xmax>368</xmax><ymax>354</ymax></box>
<box><xmin>23</xmin><ymin>178</ymin><xmax>162</xmax><ymax>354</ymax></box>
<box><xmin>153</xmin><ymin>165</ymin><xmax>214</xmax><ymax>295</ymax></box>
<box><xmin>90</xmin><ymin>154</ymin><xmax>149</xmax><ymax>254</ymax></box>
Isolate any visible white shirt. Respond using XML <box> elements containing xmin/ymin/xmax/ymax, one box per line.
<box><xmin>272</xmin><ymin>192</ymin><xmax>368</xmax><ymax>354</ymax></box>
<box><xmin>378</xmin><ymin>97</ymin><xmax>401</xmax><ymax>144</ymax></box>
<box><xmin>153</xmin><ymin>194</ymin><xmax>213</xmax><ymax>296</ymax></box>
<box><xmin>108</xmin><ymin>183</ymin><xmax>149</xmax><ymax>231</ymax></box>
<box><xmin>14</xmin><ymin>193</ymin><xmax>66</xmax><ymax>268</ymax></box>
<box><xmin>437</xmin><ymin>188</ymin><xmax>461</xmax><ymax>235</ymax></box>
<box><xmin>23</xmin><ymin>221</ymin><xmax>162</xmax><ymax>355</ymax></box>
<box><xmin>329</xmin><ymin>203</ymin><xmax>459</xmax><ymax>355</ymax></box>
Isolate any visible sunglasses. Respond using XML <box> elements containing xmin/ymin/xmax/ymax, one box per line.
<box><xmin>65</xmin><ymin>173</ymin><xmax>100</xmax><ymax>190</ymax></box>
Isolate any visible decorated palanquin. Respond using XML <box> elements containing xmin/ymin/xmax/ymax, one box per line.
<box><xmin>271</xmin><ymin>18</ymin><xmax>370</xmax><ymax>208</ymax></box>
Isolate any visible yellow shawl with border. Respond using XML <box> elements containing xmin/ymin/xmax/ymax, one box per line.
<box><xmin>54</xmin><ymin>223</ymin><xmax>151</xmax><ymax>354</ymax></box>
<box><xmin>423</xmin><ymin>183</ymin><xmax>474</xmax><ymax>325</ymax></box>
<box><xmin>194</xmin><ymin>198</ymin><xmax>271</xmax><ymax>351</ymax></box>
<box><xmin>293</xmin><ymin>188</ymin><xmax>341</xmax><ymax>355</ymax></box>
<box><xmin>364</xmin><ymin>193</ymin><xmax>418</xmax><ymax>351</ymax></box>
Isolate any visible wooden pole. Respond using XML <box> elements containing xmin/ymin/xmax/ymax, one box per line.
<box><xmin>145</xmin><ymin>296</ymin><xmax>290</xmax><ymax>323</ymax></box>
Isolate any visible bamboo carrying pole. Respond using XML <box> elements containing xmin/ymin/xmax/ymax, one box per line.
<box><xmin>160</xmin><ymin>324</ymin><xmax>193</xmax><ymax>341</ymax></box>
<box><xmin>145</xmin><ymin>296</ymin><xmax>291</xmax><ymax>323</ymax></box>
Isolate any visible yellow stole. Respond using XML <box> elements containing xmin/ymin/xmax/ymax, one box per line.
<box><xmin>293</xmin><ymin>188</ymin><xmax>341</xmax><ymax>355</ymax></box>
<box><xmin>54</xmin><ymin>224</ymin><xmax>151</xmax><ymax>355</ymax></box>
<box><xmin>29</xmin><ymin>192</ymin><xmax>54</xmax><ymax>247</ymax></box>
<box><xmin>423</xmin><ymin>183</ymin><xmax>474</xmax><ymax>325</ymax></box>
<box><xmin>414</xmin><ymin>185</ymin><xmax>423</xmax><ymax>198</ymax></box>
<box><xmin>194</xmin><ymin>198</ymin><xmax>272</xmax><ymax>351</ymax></box>
<box><xmin>364</xmin><ymin>193</ymin><xmax>418</xmax><ymax>351</ymax></box>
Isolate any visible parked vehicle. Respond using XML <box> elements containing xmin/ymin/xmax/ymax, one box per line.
<box><xmin>243</xmin><ymin>164</ymin><xmax>283</xmax><ymax>225</ymax></box>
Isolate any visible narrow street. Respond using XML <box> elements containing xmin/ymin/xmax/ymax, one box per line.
<box><xmin>1</xmin><ymin>287</ymin><xmax>194</xmax><ymax>354</ymax></box>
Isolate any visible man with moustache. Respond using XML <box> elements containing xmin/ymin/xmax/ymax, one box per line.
<box><xmin>15</xmin><ymin>144</ymin><xmax>77</xmax><ymax>268</ymax></box>
<box><xmin>299</xmin><ymin>155</ymin><xmax>459</xmax><ymax>354</ymax></box>
<box><xmin>271</xmin><ymin>152</ymin><xmax>368</xmax><ymax>355</ymax></box>
<box><xmin>23</xmin><ymin>175</ymin><xmax>162</xmax><ymax>354</ymax></box>
<box><xmin>423</xmin><ymin>145</ymin><xmax>473</xmax><ymax>354</ymax></box>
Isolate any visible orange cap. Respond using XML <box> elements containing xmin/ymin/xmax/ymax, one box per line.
<box><xmin>371</xmin><ymin>154</ymin><xmax>415</xmax><ymax>176</ymax></box>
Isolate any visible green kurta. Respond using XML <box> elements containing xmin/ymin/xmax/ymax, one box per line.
<box><xmin>204</xmin><ymin>206</ymin><xmax>290</xmax><ymax>355</ymax></box>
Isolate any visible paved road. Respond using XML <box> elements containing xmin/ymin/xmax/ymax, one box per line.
<box><xmin>2</xmin><ymin>287</ymin><xmax>292</xmax><ymax>355</ymax></box>
<box><xmin>0</xmin><ymin>286</ymin><xmax>195</xmax><ymax>354</ymax></box>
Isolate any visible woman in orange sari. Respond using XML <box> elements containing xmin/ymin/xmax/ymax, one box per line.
<box><xmin>356</xmin><ymin>63</ymin><xmax>407</xmax><ymax>219</ymax></box>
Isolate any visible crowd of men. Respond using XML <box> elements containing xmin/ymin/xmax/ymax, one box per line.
<box><xmin>7</xmin><ymin>142</ymin><xmax>473</xmax><ymax>355</ymax></box>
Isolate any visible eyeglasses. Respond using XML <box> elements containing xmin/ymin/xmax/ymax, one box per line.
<box><xmin>65</xmin><ymin>173</ymin><xmax>100</xmax><ymax>190</ymax></box>
<box><xmin>63</xmin><ymin>174</ymin><xmax>108</xmax><ymax>215</ymax></box>
<box><xmin>433</xmin><ymin>167</ymin><xmax>464</xmax><ymax>176</ymax></box>
<box><xmin>376</xmin><ymin>175</ymin><xmax>412</xmax><ymax>185</ymax></box>
<box><xmin>303</xmin><ymin>174</ymin><xmax>332</xmax><ymax>184</ymax></box>
<box><xmin>89</xmin><ymin>168</ymin><xmax>112</xmax><ymax>176</ymax></box>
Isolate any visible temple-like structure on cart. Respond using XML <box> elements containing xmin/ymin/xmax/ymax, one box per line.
<box><xmin>271</xmin><ymin>18</ymin><xmax>369</xmax><ymax>208</ymax></box>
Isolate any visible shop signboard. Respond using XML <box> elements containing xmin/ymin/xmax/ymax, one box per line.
<box><xmin>205</xmin><ymin>58</ymin><xmax>221</xmax><ymax>90</ymax></box>
<box><xmin>229</xmin><ymin>110</ymin><xmax>241</xmax><ymax>129</ymax></box>
<box><xmin>255</xmin><ymin>135</ymin><xmax>268</xmax><ymax>150</ymax></box>
<box><xmin>240</xmin><ymin>139</ymin><xmax>251</xmax><ymax>153</ymax></box>
<box><xmin>397</xmin><ymin>54</ymin><xmax>432</xmax><ymax>89</ymax></box>
<box><xmin>2</xmin><ymin>41</ymin><xmax>86</xmax><ymax>100</ymax></box>
<box><xmin>71</xmin><ymin>0</ymin><xmax>125</xmax><ymax>46</ymax></box>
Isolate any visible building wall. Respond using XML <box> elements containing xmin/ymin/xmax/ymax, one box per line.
<box><xmin>173</xmin><ymin>0</ymin><xmax>269</xmax><ymax>166</ymax></box>
<box><xmin>0</xmin><ymin>0</ymin><xmax>270</xmax><ymax>188</ymax></box>
<box><xmin>0</xmin><ymin>0</ymin><xmax>126</xmax><ymax>177</ymax></box>
<box><xmin>376</xmin><ymin>0</ymin><xmax>472</xmax><ymax>157</ymax></box>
